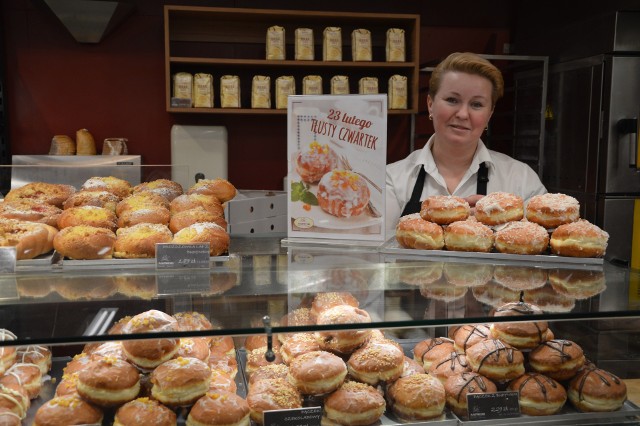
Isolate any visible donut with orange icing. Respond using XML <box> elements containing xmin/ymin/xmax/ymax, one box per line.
<box><xmin>317</xmin><ymin>170</ymin><xmax>370</xmax><ymax>218</ymax></box>
<box><xmin>295</xmin><ymin>141</ymin><xmax>339</xmax><ymax>183</ymax></box>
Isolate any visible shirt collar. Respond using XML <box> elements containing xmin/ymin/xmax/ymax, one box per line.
<box><xmin>419</xmin><ymin>136</ymin><xmax>494</xmax><ymax>174</ymax></box>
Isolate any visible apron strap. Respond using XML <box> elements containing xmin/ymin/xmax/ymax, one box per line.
<box><xmin>477</xmin><ymin>162</ymin><xmax>489</xmax><ymax>195</ymax></box>
<box><xmin>400</xmin><ymin>166</ymin><xmax>426</xmax><ymax>216</ymax></box>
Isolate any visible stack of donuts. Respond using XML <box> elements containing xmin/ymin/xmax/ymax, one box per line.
<box><xmin>28</xmin><ymin>309</ymin><xmax>249</xmax><ymax>425</ymax></box>
<box><xmin>0</xmin><ymin>328</ymin><xmax>54</xmax><ymax>424</ymax></box>
<box><xmin>396</xmin><ymin>192</ymin><xmax>609</xmax><ymax>258</ymax></box>
<box><xmin>0</xmin><ymin>176</ymin><xmax>236</xmax><ymax>260</ymax></box>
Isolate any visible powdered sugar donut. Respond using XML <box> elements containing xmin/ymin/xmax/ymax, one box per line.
<box><xmin>295</xmin><ymin>141</ymin><xmax>339</xmax><ymax>183</ymax></box>
<box><xmin>475</xmin><ymin>192</ymin><xmax>524</xmax><ymax>226</ymax></box>
<box><xmin>317</xmin><ymin>170</ymin><xmax>370</xmax><ymax>218</ymax></box>
<box><xmin>494</xmin><ymin>220</ymin><xmax>549</xmax><ymax>255</ymax></box>
<box><xmin>526</xmin><ymin>193</ymin><xmax>580</xmax><ymax>229</ymax></box>
<box><xmin>550</xmin><ymin>219</ymin><xmax>609</xmax><ymax>258</ymax></box>
<box><xmin>420</xmin><ymin>195</ymin><xmax>470</xmax><ymax>225</ymax></box>
<box><xmin>395</xmin><ymin>213</ymin><xmax>444</xmax><ymax>250</ymax></box>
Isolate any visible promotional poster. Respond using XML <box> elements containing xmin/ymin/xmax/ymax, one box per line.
<box><xmin>287</xmin><ymin>94</ymin><xmax>387</xmax><ymax>242</ymax></box>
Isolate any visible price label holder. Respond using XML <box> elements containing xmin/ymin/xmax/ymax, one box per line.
<box><xmin>0</xmin><ymin>247</ymin><xmax>17</xmax><ymax>274</ymax></box>
<box><xmin>263</xmin><ymin>406</ymin><xmax>322</xmax><ymax>426</ymax></box>
<box><xmin>467</xmin><ymin>391</ymin><xmax>520</xmax><ymax>421</ymax></box>
<box><xmin>156</xmin><ymin>243</ymin><xmax>210</xmax><ymax>270</ymax></box>
<box><xmin>156</xmin><ymin>269</ymin><xmax>211</xmax><ymax>294</ymax></box>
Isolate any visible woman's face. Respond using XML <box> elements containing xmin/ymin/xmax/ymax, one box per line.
<box><xmin>428</xmin><ymin>71</ymin><xmax>494</xmax><ymax>147</ymax></box>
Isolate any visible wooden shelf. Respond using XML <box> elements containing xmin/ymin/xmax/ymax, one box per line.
<box><xmin>164</xmin><ymin>6</ymin><xmax>420</xmax><ymax>114</ymax></box>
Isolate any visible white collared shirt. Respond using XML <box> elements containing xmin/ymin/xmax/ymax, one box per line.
<box><xmin>385</xmin><ymin>136</ymin><xmax>547</xmax><ymax>234</ymax></box>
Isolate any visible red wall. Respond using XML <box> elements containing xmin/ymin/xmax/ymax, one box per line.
<box><xmin>2</xmin><ymin>1</ymin><xmax>509</xmax><ymax>190</ymax></box>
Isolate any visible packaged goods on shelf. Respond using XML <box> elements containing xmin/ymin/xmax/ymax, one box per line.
<box><xmin>323</xmin><ymin>27</ymin><xmax>342</xmax><ymax>61</ymax></box>
<box><xmin>388</xmin><ymin>74</ymin><xmax>408</xmax><ymax>109</ymax></box>
<box><xmin>386</xmin><ymin>28</ymin><xmax>406</xmax><ymax>62</ymax></box>
<box><xmin>220</xmin><ymin>75</ymin><xmax>241</xmax><ymax>108</ymax></box>
<box><xmin>303</xmin><ymin>75</ymin><xmax>323</xmax><ymax>95</ymax></box>
<box><xmin>331</xmin><ymin>75</ymin><xmax>350</xmax><ymax>95</ymax></box>
<box><xmin>295</xmin><ymin>28</ymin><xmax>314</xmax><ymax>61</ymax></box>
<box><xmin>251</xmin><ymin>75</ymin><xmax>271</xmax><ymax>109</ymax></box>
<box><xmin>266</xmin><ymin>25</ymin><xmax>285</xmax><ymax>60</ymax></box>
<box><xmin>352</xmin><ymin>29</ymin><xmax>372</xmax><ymax>61</ymax></box>
<box><xmin>172</xmin><ymin>72</ymin><xmax>193</xmax><ymax>106</ymax></box>
<box><xmin>359</xmin><ymin>77</ymin><xmax>379</xmax><ymax>94</ymax></box>
<box><xmin>193</xmin><ymin>73</ymin><xmax>214</xmax><ymax>108</ymax></box>
<box><xmin>275</xmin><ymin>76</ymin><xmax>295</xmax><ymax>109</ymax></box>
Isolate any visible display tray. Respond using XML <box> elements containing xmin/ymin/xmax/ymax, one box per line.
<box><xmin>380</xmin><ymin>238</ymin><xmax>604</xmax><ymax>268</ymax></box>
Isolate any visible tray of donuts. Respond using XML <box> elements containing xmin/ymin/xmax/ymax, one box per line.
<box><xmin>0</xmin><ymin>176</ymin><xmax>237</xmax><ymax>268</ymax></box>
<box><xmin>11</xmin><ymin>309</ymin><xmax>247</xmax><ymax>425</ymax></box>
<box><xmin>387</xmin><ymin>193</ymin><xmax>609</xmax><ymax>266</ymax></box>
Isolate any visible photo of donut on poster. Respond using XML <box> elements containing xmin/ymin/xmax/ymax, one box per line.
<box><xmin>287</xmin><ymin>94</ymin><xmax>387</xmax><ymax>241</ymax></box>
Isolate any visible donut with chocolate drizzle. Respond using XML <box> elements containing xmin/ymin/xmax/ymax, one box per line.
<box><xmin>466</xmin><ymin>338</ymin><xmax>525</xmax><ymax>381</ymax></box>
<box><xmin>507</xmin><ymin>372</ymin><xmax>567</xmax><ymax>415</ymax></box>
<box><xmin>529</xmin><ymin>339</ymin><xmax>586</xmax><ymax>381</ymax></box>
<box><xmin>568</xmin><ymin>365</ymin><xmax>627</xmax><ymax>412</ymax></box>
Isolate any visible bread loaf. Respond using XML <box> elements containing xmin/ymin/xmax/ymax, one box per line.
<box><xmin>76</xmin><ymin>129</ymin><xmax>97</xmax><ymax>155</ymax></box>
<box><xmin>49</xmin><ymin>135</ymin><xmax>76</xmax><ymax>155</ymax></box>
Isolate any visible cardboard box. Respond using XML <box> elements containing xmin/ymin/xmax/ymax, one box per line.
<box><xmin>225</xmin><ymin>190</ymin><xmax>287</xmax><ymax>235</ymax></box>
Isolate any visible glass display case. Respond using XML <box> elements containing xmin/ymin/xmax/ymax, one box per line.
<box><xmin>1</xmin><ymin>236</ymin><xmax>639</xmax><ymax>425</ymax></box>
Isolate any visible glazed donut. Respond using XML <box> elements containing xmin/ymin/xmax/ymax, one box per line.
<box><xmin>413</xmin><ymin>337</ymin><xmax>455</xmax><ymax>370</ymax></box>
<box><xmin>0</xmin><ymin>218</ymin><xmax>57</xmax><ymax>260</ymax></box>
<box><xmin>507</xmin><ymin>373</ymin><xmax>567</xmax><ymax>416</ymax></box>
<box><xmin>85</xmin><ymin>342</ymin><xmax>127</xmax><ymax>362</ymax></box>
<box><xmin>169</xmin><ymin>206</ymin><xmax>227</xmax><ymax>233</ymax></box>
<box><xmin>550</xmin><ymin>219</ymin><xmax>609</xmax><ymax>258</ymax></box>
<box><xmin>443</xmin><ymin>219</ymin><xmax>494</xmax><ymax>252</ymax></box>
<box><xmin>76</xmin><ymin>356</ymin><xmax>141</xmax><ymax>407</ymax></box>
<box><xmin>186</xmin><ymin>391</ymin><xmax>250</xmax><ymax>426</ymax></box>
<box><xmin>55</xmin><ymin>373</ymin><xmax>80</xmax><ymax>397</ymax></box>
<box><xmin>4</xmin><ymin>182</ymin><xmax>76</xmax><ymax>208</ymax></box>
<box><xmin>244</xmin><ymin>334</ymin><xmax>280</xmax><ymax>353</ymax></box>
<box><xmin>53</xmin><ymin>225</ymin><xmax>116</xmax><ymax>260</ymax></box>
<box><xmin>493</xmin><ymin>265</ymin><xmax>548</xmax><ymax>291</ymax></box>
<box><xmin>245</xmin><ymin>347</ymin><xmax>284</xmax><ymax>378</ymax></box>
<box><xmin>474</xmin><ymin>192</ymin><xmax>524</xmax><ymax>226</ymax></box>
<box><xmin>172</xmin><ymin>222</ymin><xmax>230</xmax><ymax>256</ymax></box>
<box><xmin>280</xmin><ymin>333</ymin><xmax>321</xmax><ymax>365</ymax></box>
<box><xmin>315</xmin><ymin>305</ymin><xmax>371</xmax><ymax>355</ymax></box>
<box><xmin>322</xmin><ymin>381</ymin><xmax>385</xmax><ymax>426</ymax></box>
<box><xmin>0</xmin><ymin>383</ymin><xmax>29</xmax><ymax>419</ymax></box>
<box><xmin>32</xmin><ymin>395</ymin><xmax>103</xmax><ymax>426</ymax></box>
<box><xmin>443</xmin><ymin>262</ymin><xmax>493</xmax><ymax>287</ymax></box>
<box><xmin>176</xmin><ymin>338</ymin><xmax>211</xmax><ymax>361</ymax></box>
<box><xmin>420</xmin><ymin>195</ymin><xmax>470</xmax><ymax>225</ymax></box>
<box><xmin>121</xmin><ymin>310</ymin><xmax>180</xmax><ymax>369</ymax></box>
<box><xmin>295</xmin><ymin>141</ymin><xmax>339</xmax><ymax>184</ymax></box>
<box><xmin>494</xmin><ymin>220</ymin><xmax>549</xmax><ymax>255</ymax></box>
<box><xmin>114</xmin><ymin>397</ymin><xmax>177</xmax><ymax>426</ymax></box>
<box><xmin>151</xmin><ymin>357</ymin><xmax>211</xmax><ymax>406</ymax></box>
<box><xmin>317</xmin><ymin>170</ymin><xmax>371</xmax><ymax>218</ymax></box>
<box><xmin>490</xmin><ymin>301</ymin><xmax>551</xmax><ymax>349</ymax></box>
<box><xmin>0</xmin><ymin>363</ymin><xmax>42</xmax><ymax>399</ymax></box>
<box><xmin>568</xmin><ymin>365</ymin><xmax>627</xmax><ymax>412</ymax></box>
<box><xmin>529</xmin><ymin>339</ymin><xmax>586</xmax><ymax>381</ymax></box>
<box><xmin>387</xmin><ymin>373</ymin><xmax>445</xmax><ymax>421</ymax></box>
<box><xmin>525</xmin><ymin>193</ymin><xmax>580</xmax><ymax>229</ymax></box>
<box><xmin>0</xmin><ymin>199</ymin><xmax>62</xmax><ymax>227</ymax></box>
<box><xmin>465</xmin><ymin>338</ymin><xmax>525</xmax><ymax>381</ymax></box>
<box><xmin>133</xmin><ymin>179</ymin><xmax>184</xmax><ymax>202</ymax></box>
<box><xmin>208</xmin><ymin>352</ymin><xmax>238</xmax><ymax>380</ymax></box>
<box><xmin>246</xmin><ymin>378</ymin><xmax>302</xmax><ymax>425</ymax></box>
<box><xmin>208</xmin><ymin>369</ymin><xmax>237</xmax><ymax>394</ymax></box>
<box><xmin>248</xmin><ymin>364</ymin><xmax>289</xmax><ymax>389</ymax></box>
<box><xmin>444</xmin><ymin>372</ymin><xmax>497</xmax><ymax>418</ymax></box>
<box><xmin>395</xmin><ymin>213</ymin><xmax>444</xmax><ymax>250</ymax></box>
<box><xmin>209</xmin><ymin>335</ymin><xmax>236</xmax><ymax>358</ymax></box>
<box><xmin>310</xmin><ymin>292</ymin><xmax>359</xmax><ymax>317</ymax></box>
<box><xmin>346</xmin><ymin>338</ymin><xmax>404</xmax><ymax>385</ymax></box>
<box><xmin>15</xmin><ymin>345</ymin><xmax>51</xmax><ymax>375</ymax></box>
<box><xmin>80</xmin><ymin>176</ymin><xmax>132</xmax><ymax>199</ymax></box>
<box><xmin>0</xmin><ymin>407</ymin><xmax>21</xmax><ymax>426</ymax></box>
<box><xmin>113</xmin><ymin>223</ymin><xmax>173</xmax><ymax>259</ymax></box>
<box><xmin>450</xmin><ymin>324</ymin><xmax>491</xmax><ymax>354</ymax></box>
<box><xmin>0</xmin><ymin>330</ymin><xmax>17</xmax><ymax>375</ymax></box>
<box><xmin>63</xmin><ymin>190</ymin><xmax>121</xmax><ymax>212</ymax></box>
<box><xmin>279</xmin><ymin>308</ymin><xmax>317</xmax><ymax>343</ymax></box>
<box><xmin>170</xmin><ymin>193</ymin><xmax>224</xmax><ymax>217</ymax></box>
<box><xmin>116</xmin><ymin>192</ymin><xmax>170</xmax><ymax>216</ymax></box>
<box><xmin>399</xmin><ymin>356</ymin><xmax>425</xmax><ymax>378</ymax></box>
<box><xmin>62</xmin><ymin>353</ymin><xmax>92</xmax><ymax>377</ymax></box>
<box><xmin>187</xmin><ymin>178</ymin><xmax>237</xmax><ymax>203</ymax></box>
<box><xmin>549</xmin><ymin>269</ymin><xmax>606</xmax><ymax>299</ymax></box>
<box><xmin>287</xmin><ymin>350</ymin><xmax>347</xmax><ymax>394</ymax></box>
<box><xmin>427</xmin><ymin>351</ymin><xmax>472</xmax><ymax>385</ymax></box>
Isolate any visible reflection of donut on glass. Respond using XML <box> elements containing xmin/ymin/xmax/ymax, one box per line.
<box><xmin>295</xmin><ymin>141</ymin><xmax>339</xmax><ymax>183</ymax></box>
<box><xmin>317</xmin><ymin>170</ymin><xmax>370</xmax><ymax>218</ymax></box>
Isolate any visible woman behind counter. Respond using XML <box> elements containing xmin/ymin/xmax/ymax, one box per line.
<box><xmin>385</xmin><ymin>52</ymin><xmax>546</xmax><ymax>234</ymax></box>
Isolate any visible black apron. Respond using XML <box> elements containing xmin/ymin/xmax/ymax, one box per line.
<box><xmin>400</xmin><ymin>162</ymin><xmax>489</xmax><ymax>216</ymax></box>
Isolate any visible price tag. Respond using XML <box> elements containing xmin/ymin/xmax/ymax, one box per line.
<box><xmin>156</xmin><ymin>243</ymin><xmax>210</xmax><ymax>270</ymax></box>
<box><xmin>467</xmin><ymin>391</ymin><xmax>520</xmax><ymax>421</ymax></box>
<box><xmin>156</xmin><ymin>270</ymin><xmax>211</xmax><ymax>294</ymax></box>
<box><xmin>263</xmin><ymin>406</ymin><xmax>322</xmax><ymax>426</ymax></box>
<box><xmin>0</xmin><ymin>247</ymin><xmax>17</xmax><ymax>274</ymax></box>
